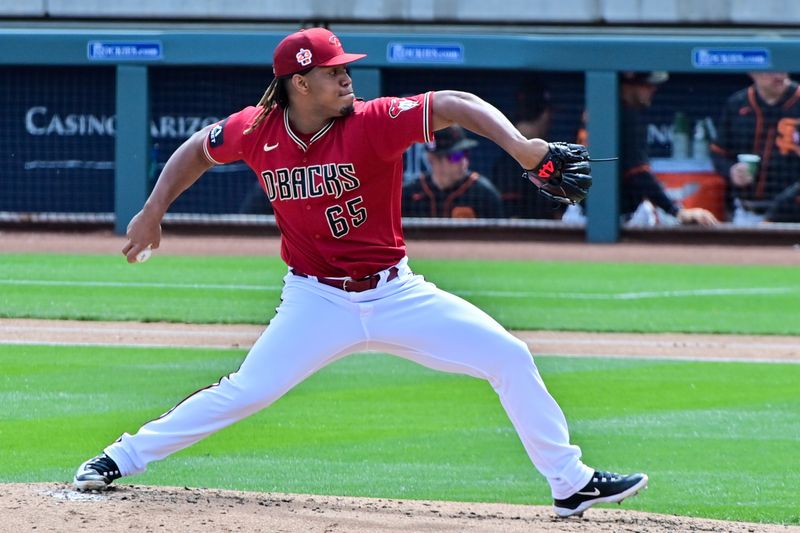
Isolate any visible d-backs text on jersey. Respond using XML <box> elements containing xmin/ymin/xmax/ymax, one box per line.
<box><xmin>259</xmin><ymin>163</ymin><xmax>360</xmax><ymax>202</ymax></box>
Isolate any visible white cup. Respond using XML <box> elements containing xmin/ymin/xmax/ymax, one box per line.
<box><xmin>737</xmin><ymin>154</ymin><xmax>761</xmax><ymax>177</ymax></box>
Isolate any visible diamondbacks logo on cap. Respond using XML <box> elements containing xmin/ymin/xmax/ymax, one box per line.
<box><xmin>296</xmin><ymin>48</ymin><xmax>312</xmax><ymax>67</ymax></box>
<box><xmin>388</xmin><ymin>98</ymin><xmax>419</xmax><ymax>119</ymax></box>
<box><xmin>328</xmin><ymin>35</ymin><xmax>341</xmax><ymax>47</ymax></box>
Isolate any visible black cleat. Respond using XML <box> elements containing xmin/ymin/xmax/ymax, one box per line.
<box><xmin>553</xmin><ymin>470</ymin><xmax>648</xmax><ymax>517</ymax></box>
<box><xmin>73</xmin><ymin>453</ymin><xmax>122</xmax><ymax>491</ymax></box>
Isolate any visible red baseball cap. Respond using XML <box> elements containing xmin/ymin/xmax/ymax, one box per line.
<box><xmin>272</xmin><ymin>28</ymin><xmax>366</xmax><ymax>77</ymax></box>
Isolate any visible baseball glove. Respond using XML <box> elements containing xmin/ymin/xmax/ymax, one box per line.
<box><xmin>523</xmin><ymin>142</ymin><xmax>592</xmax><ymax>205</ymax></box>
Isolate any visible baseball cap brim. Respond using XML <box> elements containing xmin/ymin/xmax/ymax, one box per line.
<box><xmin>317</xmin><ymin>53</ymin><xmax>367</xmax><ymax>68</ymax></box>
<box><xmin>622</xmin><ymin>71</ymin><xmax>669</xmax><ymax>85</ymax></box>
<box><xmin>427</xmin><ymin>138</ymin><xmax>479</xmax><ymax>154</ymax></box>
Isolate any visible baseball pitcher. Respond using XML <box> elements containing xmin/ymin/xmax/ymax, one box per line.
<box><xmin>74</xmin><ymin>28</ymin><xmax>646</xmax><ymax>518</ymax></box>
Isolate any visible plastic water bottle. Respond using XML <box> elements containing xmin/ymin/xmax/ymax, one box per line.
<box><xmin>671</xmin><ymin>112</ymin><xmax>690</xmax><ymax>160</ymax></box>
<box><xmin>692</xmin><ymin>120</ymin><xmax>709</xmax><ymax>160</ymax></box>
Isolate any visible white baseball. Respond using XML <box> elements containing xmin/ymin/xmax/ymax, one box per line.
<box><xmin>135</xmin><ymin>245</ymin><xmax>153</xmax><ymax>263</ymax></box>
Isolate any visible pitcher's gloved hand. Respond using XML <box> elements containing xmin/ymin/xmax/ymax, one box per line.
<box><xmin>523</xmin><ymin>142</ymin><xmax>592</xmax><ymax>205</ymax></box>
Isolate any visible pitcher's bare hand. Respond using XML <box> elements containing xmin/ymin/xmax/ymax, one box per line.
<box><xmin>122</xmin><ymin>209</ymin><xmax>163</xmax><ymax>263</ymax></box>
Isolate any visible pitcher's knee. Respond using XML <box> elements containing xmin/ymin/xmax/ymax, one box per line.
<box><xmin>503</xmin><ymin>336</ymin><xmax>535</xmax><ymax>364</ymax></box>
<box><xmin>488</xmin><ymin>337</ymin><xmax>537</xmax><ymax>384</ymax></box>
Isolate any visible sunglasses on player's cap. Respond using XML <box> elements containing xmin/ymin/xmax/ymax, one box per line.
<box><xmin>426</xmin><ymin>125</ymin><xmax>479</xmax><ymax>156</ymax></box>
<box><xmin>272</xmin><ymin>27</ymin><xmax>367</xmax><ymax>78</ymax></box>
<box><xmin>621</xmin><ymin>71</ymin><xmax>669</xmax><ymax>85</ymax></box>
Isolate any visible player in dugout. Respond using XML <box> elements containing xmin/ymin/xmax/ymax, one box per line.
<box><xmin>401</xmin><ymin>125</ymin><xmax>504</xmax><ymax>218</ymax></box>
<box><xmin>710</xmin><ymin>71</ymin><xmax>800</xmax><ymax>224</ymax></box>
<box><xmin>568</xmin><ymin>71</ymin><xmax>719</xmax><ymax>226</ymax></box>
<box><xmin>73</xmin><ymin>27</ymin><xmax>647</xmax><ymax>519</ymax></box>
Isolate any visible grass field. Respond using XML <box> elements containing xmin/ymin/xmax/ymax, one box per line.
<box><xmin>1</xmin><ymin>253</ymin><xmax>799</xmax><ymax>525</ymax></box>
<box><xmin>1</xmin><ymin>254</ymin><xmax>799</xmax><ymax>334</ymax></box>
<box><xmin>1</xmin><ymin>344</ymin><xmax>798</xmax><ymax>525</ymax></box>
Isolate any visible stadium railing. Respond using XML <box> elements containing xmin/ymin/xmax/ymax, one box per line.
<box><xmin>2</xmin><ymin>28</ymin><xmax>799</xmax><ymax>242</ymax></box>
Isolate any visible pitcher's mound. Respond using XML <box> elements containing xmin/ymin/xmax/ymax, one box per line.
<box><xmin>2</xmin><ymin>483</ymin><xmax>795</xmax><ymax>532</ymax></box>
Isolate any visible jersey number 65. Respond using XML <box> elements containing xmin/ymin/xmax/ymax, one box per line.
<box><xmin>325</xmin><ymin>196</ymin><xmax>367</xmax><ymax>238</ymax></box>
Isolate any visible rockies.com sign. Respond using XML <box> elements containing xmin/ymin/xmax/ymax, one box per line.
<box><xmin>87</xmin><ymin>41</ymin><xmax>163</xmax><ymax>61</ymax></box>
<box><xmin>387</xmin><ymin>43</ymin><xmax>464</xmax><ymax>64</ymax></box>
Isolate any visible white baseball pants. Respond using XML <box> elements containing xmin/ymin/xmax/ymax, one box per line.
<box><xmin>105</xmin><ymin>258</ymin><xmax>593</xmax><ymax>499</ymax></box>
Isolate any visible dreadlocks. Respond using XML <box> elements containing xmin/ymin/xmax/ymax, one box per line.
<box><xmin>244</xmin><ymin>68</ymin><xmax>311</xmax><ymax>135</ymax></box>
<box><xmin>243</xmin><ymin>78</ymin><xmax>279</xmax><ymax>135</ymax></box>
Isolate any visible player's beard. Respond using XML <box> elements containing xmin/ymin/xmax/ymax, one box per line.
<box><xmin>339</xmin><ymin>104</ymin><xmax>355</xmax><ymax>117</ymax></box>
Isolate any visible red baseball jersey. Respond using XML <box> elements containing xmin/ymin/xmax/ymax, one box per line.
<box><xmin>204</xmin><ymin>92</ymin><xmax>434</xmax><ymax>278</ymax></box>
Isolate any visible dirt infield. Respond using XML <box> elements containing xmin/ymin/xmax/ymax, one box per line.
<box><xmin>2</xmin><ymin>228</ymin><xmax>799</xmax><ymax>265</ymax></box>
<box><xmin>2</xmin><ymin>318</ymin><xmax>798</xmax><ymax>362</ymax></box>
<box><xmin>3</xmin><ymin>231</ymin><xmax>799</xmax><ymax>531</ymax></box>
<box><xmin>4</xmin><ymin>483</ymin><xmax>798</xmax><ymax>533</ymax></box>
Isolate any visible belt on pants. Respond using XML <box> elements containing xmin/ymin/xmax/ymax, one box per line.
<box><xmin>290</xmin><ymin>266</ymin><xmax>400</xmax><ymax>293</ymax></box>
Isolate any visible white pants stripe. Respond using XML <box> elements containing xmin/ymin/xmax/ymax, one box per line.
<box><xmin>106</xmin><ymin>259</ymin><xmax>593</xmax><ymax>498</ymax></box>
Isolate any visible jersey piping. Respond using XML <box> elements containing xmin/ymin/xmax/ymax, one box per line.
<box><xmin>202</xmin><ymin>138</ymin><xmax>223</xmax><ymax>165</ymax></box>
<box><xmin>284</xmin><ymin>108</ymin><xmax>335</xmax><ymax>152</ymax></box>
<box><xmin>747</xmin><ymin>87</ymin><xmax>765</xmax><ymax>154</ymax></box>
<box><xmin>756</xmin><ymin>128</ymin><xmax>777</xmax><ymax>198</ymax></box>
<box><xmin>443</xmin><ymin>172</ymin><xmax>480</xmax><ymax>215</ymax></box>
<box><xmin>422</xmin><ymin>92</ymin><xmax>433</xmax><ymax>144</ymax></box>
<box><xmin>419</xmin><ymin>174</ymin><xmax>437</xmax><ymax>216</ymax></box>
<box><xmin>782</xmin><ymin>86</ymin><xmax>800</xmax><ymax>110</ymax></box>
<box><xmin>418</xmin><ymin>171</ymin><xmax>480</xmax><ymax>217</ymax></box>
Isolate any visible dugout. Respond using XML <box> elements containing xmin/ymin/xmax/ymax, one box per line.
<box><xmin>2</xmin><ymin>27</ymin><xmax>800</xmax><ymax>243</ymax></box>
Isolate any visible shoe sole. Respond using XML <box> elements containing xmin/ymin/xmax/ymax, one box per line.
<box><xmin>553</xmin><ymin>474</ymin><xmax>649</xmax><ymax>518</ymax></box>
<box><xmin>73</xmin><ymin>477</ymin><xmax>111</xmax><ymax>492</ymax></box>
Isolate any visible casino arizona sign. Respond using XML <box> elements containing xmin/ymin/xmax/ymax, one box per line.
<box><xmin>25</xmin><ymin>106</ymin><xmax>219</xmax><ymax>139</ymax></box>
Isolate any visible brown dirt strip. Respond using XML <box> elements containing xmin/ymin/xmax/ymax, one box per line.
<box><xmin>2</xmin><ymin>229</ymin><xmax>799</xmax><ymax>264</ymax></box>
<box><xmin>3</xmin><ymin>483</ymin><xmax>797</xmax><ymax>533</ymax></box>
<box><xmin>2</xmin><ymin>319</ymin><xmax>798</xmax><ymax>363</ymax></box>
